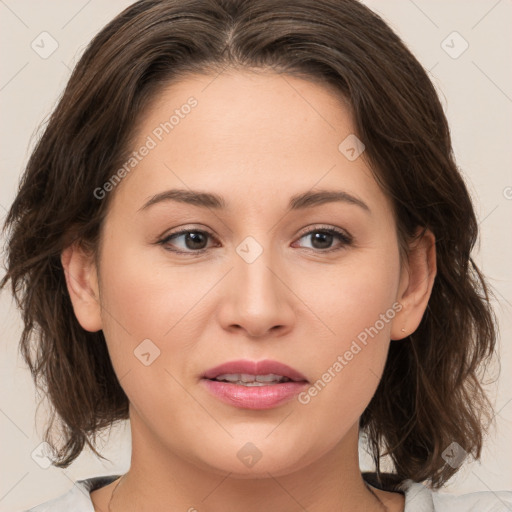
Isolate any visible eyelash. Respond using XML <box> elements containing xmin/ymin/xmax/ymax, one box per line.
<box><xmin>156</xmin><ymin>225</ymin><xmax>353</xmax><ymax>255</ymax></box>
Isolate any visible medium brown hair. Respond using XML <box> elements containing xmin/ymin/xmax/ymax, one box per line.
<box><xmin>1</xmin><ymin>0</ymin><xmax>499</xmax><ymax>490</ymax></box>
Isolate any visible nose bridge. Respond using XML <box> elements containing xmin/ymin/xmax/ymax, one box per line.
<box><xmin>234</xmin><ymin>233</ymin><xmax>282</xmax><ymax>306</ymax></box>
<box><xmin>220</xmin><ymin>232</ymin><xmax>294</xmax><ymax>336</ymax></box>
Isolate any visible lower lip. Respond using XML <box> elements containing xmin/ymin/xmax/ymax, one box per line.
<box><xmin>201</xmin><ymin>379</ymin><xmax>309</xmax><ymax>409</ymax></box>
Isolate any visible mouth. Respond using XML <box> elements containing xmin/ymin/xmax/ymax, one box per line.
<box><xmin>206</xmin><ymin>373</ymin><xmax>295</xmax><ymax>386</ymax></box>
<box><xmin>201</xmin><ymin>359</ymin><xmax>309</xmax><ymax>384</ymax></box>
<box><xmin>200</xmin><ymin>359</ymin><xmax>309</xmax><ymax>409</ymax></box>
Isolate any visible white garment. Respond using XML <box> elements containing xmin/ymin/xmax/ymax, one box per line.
<box><xmin>24</xmin><ymin>474</ymin><xmax>512</xmax><ymax>511</ymax></box>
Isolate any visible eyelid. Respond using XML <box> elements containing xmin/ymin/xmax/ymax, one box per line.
<box><xmin>296</xmin><ymin>224</ymin><xmax>352</xmax><ymax>242</ymax></box>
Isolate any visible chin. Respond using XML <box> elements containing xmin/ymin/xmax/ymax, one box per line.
<box><xmin>190</xmin><ymin>441</ymin><xmax>313</xmax><ymax>479</ymax></box>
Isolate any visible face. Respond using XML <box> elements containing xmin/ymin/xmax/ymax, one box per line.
<box><xmin>65</xmin><ymin>70</ymin><xmax>433</xmax><ymax>479</ymax></box>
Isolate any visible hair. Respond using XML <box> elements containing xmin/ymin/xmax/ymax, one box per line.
<box><xmin>1</xmin><ymin>0</ymin><xmax>499</xmax><ymax>491</ymax></box>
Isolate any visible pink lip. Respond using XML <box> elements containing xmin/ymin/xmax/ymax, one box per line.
<box><xmin>200</xmin><ymin>359</ymin><xmax>309</xmax><ymax>410</ymax></box>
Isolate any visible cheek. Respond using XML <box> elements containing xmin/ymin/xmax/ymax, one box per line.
<box><xmin>94</xmin><ymin>233</ymin><xmax>182</xmax><ymax>386</ymax></box>
<box><xmin>305</xmin><ymin>243</ymin><xmax>400</xmax><ymax>340</ymax></box>
<box><xmin>96</xmin><ymin>227</ymin><xmax>226</xmax><ymax>400</ymax></box>
<box><xmin>297</xmin><ymin>244</ymin><xmax>401</xmax><ymax>419</ymax></box>
<box><xmin>95</xmin><ymin>234</ymin><xmax>201</xmax><ymax>415</ymax></box>
<box><xmin>97</xmin><ymin>231</ymin><xmax>194</xmax><ymax>340</ymax></box>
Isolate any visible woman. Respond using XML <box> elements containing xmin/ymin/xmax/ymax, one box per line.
<box><xmin>2</xmin><ymin>0</ymin><xmax>510</xmax><ymax>511</ymax></box>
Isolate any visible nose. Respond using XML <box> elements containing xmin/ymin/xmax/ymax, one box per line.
<box><xmin>216</xmin><ymin>244</ymin><xmax>296</xmax><ymax>338</ymax></box>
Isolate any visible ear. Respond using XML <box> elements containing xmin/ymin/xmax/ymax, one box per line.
<box><xmin>61</xmin><ymin>242</ymin><xmax>102</xmax><ymax>332</ymax></box>
<box><xmin>390</xmin><ymin>227</ymin><xmax>437</xmax><ymax>340</ymax></box>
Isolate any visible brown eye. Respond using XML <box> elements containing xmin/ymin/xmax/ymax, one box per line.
<box><xmin>295</xmin><ymin>226</ymin><xmax>353</xmax><ymax>252</ymax></box>
<box><xmin>159</xmin><ymin>229</ymin><xmax>216</xmax><ymax>253</ymax></box>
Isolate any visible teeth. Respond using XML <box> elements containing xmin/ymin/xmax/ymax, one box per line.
<box><xmin>214</xmin><ymin>373</ymin><xmax>290</xmax><ymax>384</ymax></box>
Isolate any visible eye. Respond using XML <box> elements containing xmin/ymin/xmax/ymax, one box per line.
<box><xmin>158</xmin><ymin>228</ymin><xmax>218</xmax><ymax>254</ymax></box>
<box><xmin>293</xmin><ymin>225</ymin><xmax>353</xmax><ymax>252</ymax></box>
<box><xmin>157</xmin><ymin>224</ymin><xmax>353</xmax><ymax>255</ymax></box>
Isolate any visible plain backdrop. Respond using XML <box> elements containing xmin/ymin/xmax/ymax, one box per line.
<box><xmin>1</xmin><ymin>1</ymin><xmax>511</xmax><ymax>511</ymax></box>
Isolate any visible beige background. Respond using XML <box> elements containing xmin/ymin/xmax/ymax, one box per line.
<box><xmin>1</xmin><ymin>1</ymin><xmax>511</xmax><ymax>510</ymax></box>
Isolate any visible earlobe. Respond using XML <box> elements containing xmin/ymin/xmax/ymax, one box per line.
<box><xmin>61</xmin><ymin>243</ymin><xmax>102</xmax><ymax>332</ymax></box>
<box><xmin>391</xmin><ymin>227</ymin><xmax>437</xmax><ymax>340</ymax></box>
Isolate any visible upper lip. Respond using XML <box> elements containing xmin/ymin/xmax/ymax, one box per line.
<box><xmin>202</xmin><ymin>359</ymin><xmax>308</xmax><ymax>382</ymax></box>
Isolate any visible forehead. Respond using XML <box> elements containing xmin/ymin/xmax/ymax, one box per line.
<box><xmin>108</xmin><ymin>70</ymin><xmax>393</xmax><ymax>220</ymax></box>
<box><xmin>143</xmin><ymin>69</ymin><xmax>354</xmax><ymax>157</ymax></box>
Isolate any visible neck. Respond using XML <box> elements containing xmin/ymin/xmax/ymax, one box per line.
<box><xmin>108</xmin><ymin>409</ymin><xmax>391</xmax><ymax>512</ymax></box>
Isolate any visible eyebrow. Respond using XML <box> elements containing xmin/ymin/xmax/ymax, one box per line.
<box><xmin>138</xmin><ymin>188</ymin><xmax>371</xmax><ymax>214</ymax></box>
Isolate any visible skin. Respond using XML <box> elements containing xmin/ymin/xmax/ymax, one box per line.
<box><xmin>62</xmin><ymin>70</ymin><xmax>436</xmax><ymax>512</ymax></box>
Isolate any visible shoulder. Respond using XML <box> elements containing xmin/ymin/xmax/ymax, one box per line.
<box><xmin>398</xmin><ymin>479</ymin><xmax>512</xmax><ymax>512</ymax></box>
<box><xmin>24</xmin><ymin>475</ymin><xmax>120</xmax><ymax>512</ymax></box>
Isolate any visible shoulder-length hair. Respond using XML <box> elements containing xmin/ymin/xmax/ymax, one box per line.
<box><xmin>1</xmin><ymin>0</ymin><xmax>498</xmax><ymax>490</ymax></box>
